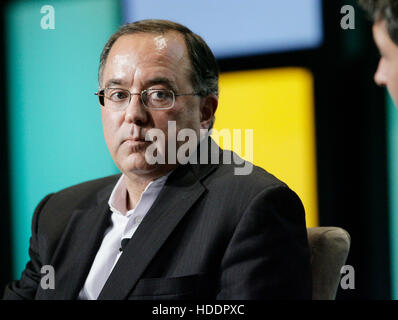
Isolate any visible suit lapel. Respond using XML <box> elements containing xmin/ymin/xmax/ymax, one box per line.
<box><xmin>98</xmin><ymin>154</ymin><xmax>219</xmax><ymax>300</ymax></box>
<box><xmin>41</xmin><ymin>183</ymin><xmax>115</xmax><ymax>300</ymax></box>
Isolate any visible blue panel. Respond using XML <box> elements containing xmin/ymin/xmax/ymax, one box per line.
<box><xmin>387</xmin><ymin>93</ymin><xmax>398</xmax><ymax>299</ymax></box>
<box><xmin>122</xmin><ymin>0</ymin><xmax>323</xmax><ymax>58</ymax></box>
<box><xmin>5</xmin><ymin>0</ymin><xmax>121</xmax><ymax>278</ymax></box>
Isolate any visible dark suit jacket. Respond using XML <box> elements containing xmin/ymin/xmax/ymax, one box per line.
<box><xmin>3</xmin><ymin>140</ymin><xmax>312</xmax><ymax>300</ymax></box>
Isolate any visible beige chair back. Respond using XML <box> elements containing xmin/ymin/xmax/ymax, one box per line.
<box><xmin>307</xmin><ymin>227</ymin><xmax>351</xmax><ymax>300</ymax></box>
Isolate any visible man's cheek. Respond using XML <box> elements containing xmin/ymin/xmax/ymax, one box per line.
<box><xmin>103</xmin><ymin>127</ymin><xmax>118</xmax><ymax>155</ymax></box>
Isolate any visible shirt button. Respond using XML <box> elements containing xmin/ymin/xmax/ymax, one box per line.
<box><xmin>134</xmin><ymin>216</ymin><xmax>143</xmax><ymax>225</ymax></box>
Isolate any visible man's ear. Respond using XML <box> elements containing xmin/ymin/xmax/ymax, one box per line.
<box><xmin>200</xmin><ymin>94</ymin><xmax>218</xmax><ymax>129</ymax></box>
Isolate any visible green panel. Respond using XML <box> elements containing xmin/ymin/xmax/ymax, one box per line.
<box><xmin>387</xmin><ymin>92</ymin><xmax>398</xmax><ymax>299</ymax></box>
<box><xmin>5</xmin><ymin>0</ymin><xmax>121</xmax><ymax>278</ymax></box>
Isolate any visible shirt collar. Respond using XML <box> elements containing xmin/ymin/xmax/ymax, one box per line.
<box><xmin>108</xmin><ymin>172</ymin><xmax>171</xmax><ymax>216</ymax></box>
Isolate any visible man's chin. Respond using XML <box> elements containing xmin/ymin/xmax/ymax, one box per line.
<box><xmin>122</xmin><ymin>161</ymin><xmax>157</xmax><ymax>175</ymax></box>
<box><xmin>120</xmin><ymin>160</ymin><xmax>174</xmax><ymax>178</ymax></box>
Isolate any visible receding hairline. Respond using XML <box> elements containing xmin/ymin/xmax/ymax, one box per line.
<box><xmin>100</xmin><ymin>30</ymin><xmax>194</xmax><ymax>85</ymax></box>
<box><xmin>100</xmin><ymin>31</ymin><xmax>193</xmax><ymax>87</ymax></box>
<box><xmin>108</xmin><ymin>30</ymin><xmax>190</xmax><ymax>55</ymax></box>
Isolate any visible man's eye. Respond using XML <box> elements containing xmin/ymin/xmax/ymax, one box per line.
<box><xmin>151</xmin><ymin>90</ymin><xmax>167</xmax><ymax>100</ymax></box>
<box><xmin>109</xmin><ymin>90</ymin><xmax>129</xmax><ymax>101</ymax></box>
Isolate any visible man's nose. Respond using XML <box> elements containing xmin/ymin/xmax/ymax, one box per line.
<box><xmin>124</xmin><ymin>94</ymin><xmax>148</xmax><ymax>126</ymax></box>
<box><xmin>374</xmin><ymin>58</ymin><xmax>387</xmax><ymax>86</ymax></box>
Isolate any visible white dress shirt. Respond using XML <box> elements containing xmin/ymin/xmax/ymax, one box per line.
<box><xmin>78</xmin><ymin>173</ymin><xmax>169</xmax><ymax>300</ymax></box>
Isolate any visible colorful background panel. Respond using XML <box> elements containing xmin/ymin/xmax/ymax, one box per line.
<box><xmin>213</xmin><ymin>68</ymin><xmax>318</xmax><ymax>227</ymax></box>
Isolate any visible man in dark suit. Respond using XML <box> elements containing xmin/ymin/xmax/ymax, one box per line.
<box><xmin>3</xmin><ymin>19</ymin><xmax>311</xmax><ymax>300</ymax></box>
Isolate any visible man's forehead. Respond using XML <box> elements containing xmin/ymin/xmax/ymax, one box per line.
<box><xmin>110</xmin><ymin>31</ymin><xmax>188</xmax><ymax>61</ymax></box>
<box><xmin>102</xmin><ymin>31</ymin><xmax>192</xmax><ymax>88</ymax></box>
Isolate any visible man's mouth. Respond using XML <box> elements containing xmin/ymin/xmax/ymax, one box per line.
<box><xmin>121</xmin><ymin>137</ymin><xmax>151</xmax><ymax>151</ymax></box>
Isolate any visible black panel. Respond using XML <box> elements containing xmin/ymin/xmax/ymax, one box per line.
<box><xmin>0</xmin><ymin>1</ymin><xmax>12</xmax><ymax>292</ymax></box>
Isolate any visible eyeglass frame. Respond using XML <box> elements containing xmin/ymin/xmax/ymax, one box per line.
<box><xmin>94</xmin><ymin>87</ymin><xmax>202</xmax><ymax>110</ymax></box>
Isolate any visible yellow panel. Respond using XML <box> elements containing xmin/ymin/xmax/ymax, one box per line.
<box><xmin>213</xmin><ymin>68</ymin><xmax>318</xmax><ymax>227</ymax></box>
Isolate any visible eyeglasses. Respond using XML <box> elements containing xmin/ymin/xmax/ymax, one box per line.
<box><xmin>95</xmin><ymin>88</ymin><xmax>201</xmax><ymax>110</ymax></box>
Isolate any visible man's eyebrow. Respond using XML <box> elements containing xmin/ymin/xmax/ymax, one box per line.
<box><xmin>145</xmin><ymin>77</ymin><xmax>177</xmax><ymax>90</ymax></box>
<box><xmin>104</xmin><ymin>78</ymin><xmax>127</xmax><ymax>88</ymax></box>
<box><xmin>104</xmin><ymin>77</ymin><xmax>178</xmax><ymax>90</ymax></box>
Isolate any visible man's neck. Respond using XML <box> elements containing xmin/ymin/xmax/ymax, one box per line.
<box><xmin>124</xmin><ymin>165</ymin><xmax>176</xmax><ymax>210</ymax></box>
